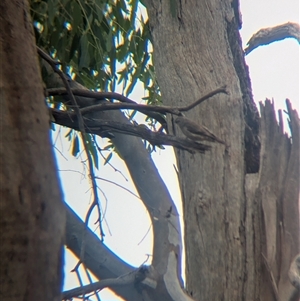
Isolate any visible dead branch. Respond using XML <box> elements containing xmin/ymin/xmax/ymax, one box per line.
<box><xmin>47</xmin><ymin>87</ymin><xmax>168</xmax><ymax>127</ymax></box>
<box><xmin>47</xmin><ymin>86</ymin><xmax>228</xmax><ymax>123</ymax></box>
<box><xmin>245</xmin><ymin>22</ymin><xmax>300</xmax><ymax>55</ymax></box>
<box><xmin>179</xmin><ymin>86</ymin><xmax>228</xmax><ymax>111</ymax></box>
<box><xmin>51</xmin><ymin>108</ymin><xmax>212</xmax><ymax>153</ymax></box>
<box><xmin>62</xmin><ymin>268</ymin><xmax>146</xmax><ymax>300</ymax></box>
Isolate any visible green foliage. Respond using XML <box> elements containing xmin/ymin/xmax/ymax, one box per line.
<box><xmin>72</xmin><ymin>134</ymin><xmax>80</xmax><ymax>157</ymax></box>
<box><xmin>85</xmin><ymin>134</ymin><xmax>99</xmax><ymax>169</ymax></box>
<box><xmin>65</xmin><ymin>129</ymin><xmax>99</xmax><ymax>169</ymax></box>
<box><xmin>30</xmin><ymin>0</ymin><xmax>161</xmax><ymax>167</ymax></box>
<box><xmin>30</xmin><ymin>0</ymin><xmax>159</xmax><ymax>97</ymax></box>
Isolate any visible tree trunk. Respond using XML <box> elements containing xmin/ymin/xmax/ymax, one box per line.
<box><xmin>0</xmin><ymin>1</ymin><xmax>65</xmax><ymax>300</ymax></box>
<box><xmin>146</xmin><ymin>1</ymin><xmax>299</xmax><ymax>300</ymax></box>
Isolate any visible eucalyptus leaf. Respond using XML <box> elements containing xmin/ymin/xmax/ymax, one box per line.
<box><xmin>79</xmin><ymin>34</ymin><xmax>90</xmax><ymax>69</ymax></box>
<box><xmin>72</xmin><ymin>135</ymin><xmax>80</xmax><ymax>157</ymax></box>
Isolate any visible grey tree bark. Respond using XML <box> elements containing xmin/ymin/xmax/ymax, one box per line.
<box><xmin>0</xmin><ymin>1</ymin><xmax>65</xmax><ymax>300</ymax></box>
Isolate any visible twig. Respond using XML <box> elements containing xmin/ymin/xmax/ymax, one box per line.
<box><xmin>180</xmin><ymin>86</ymin><xmax>228</xmax><ymax>111</ymax></box>
<box><xmin>84</xmin><ymin>267</ymin><xmax>101</xmax><ymax>301</ymax></box>
<box><xmin>95</xmin><ymin>176</ymin><xmax>141</xmax><ymax>200</ymax></box>
<box><xmin>48</xmin><ymin>87</ymin><xmax>144</xmax><ymax>104</ymax></box>
<box><xmin>96</xmin><ymin>187</ymin><xmax>112</xmax><ymax>236</ymax></box>
<box><xmin>62</xmin><ymin>268</ymin><xmax>145</xmax><ymax>300</ymax></box>
<box><xmin>37</xmin><ymin>46</ymin><xmax>105</xmax><ymax>241</ymax></box>
<box><xmin>47</xmin><ymin>87</ymin><xmax>167</xmax><ymax>127</ymax></box>
<box><xmin>137</xmin><ymin>224</ymin><xmax>152</xmax><ymax>246</ymax></box>
<box><xmin>84</xmin><ymin>201</ymin><xmax>97</xmax><ymax>232</ymax></box>
<box><xmin>58</xmin><ymin>169</ymin><xmax>86</xmax><ymax>177</ymax></box>
<box><xmin>53</xmin><ymin>145</ymin><xmax>68</xmax><ymax>161</ymax></box>
<box><xmin>93</xmin><ymin>138</ymin><xmax>129</xmax><ymax>182</ymax></box>
<box><xmin>80</xmin><ymin>101</ymin><xmax>179</xmax><ymax>116</ymax></box>
<box><xmin>261</xmin><ymin>252</ymin><xmax>279</xmax><ymax>301</ymax></box>
<box><xmin>37</xmin><ymin>47</ymin><xmax>61</xmax><ymax>66</ymax></box>
<box><xmin>47</xmin><ymin>86</ymin><xmax>228</xmax><ymax>121</ymax></box>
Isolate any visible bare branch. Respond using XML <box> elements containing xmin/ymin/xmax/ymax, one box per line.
<box><xmin>65</xmin><ymin>203</ymin><xmax>144</xmax><ymax>300</ymax></box>
<box><xmin>62</xmin><ymin>267</ymin><xmax>147</xmax><ymax>300</ymax></box>
<box><xmin>80</xmin><ymin>101</ymin><xmax>179</xmax><ymax>116</ymax></box>
<box><xmin>180</xmin><ymin>85</ymin><xmax>228</xmax><ymax>112</ymax></box>
<box><xmin>93</xmin><ymin>138</ymin><xmax>129</xmax><ymax>181</ymax></box>
<box><xmin>95</xmin><ymin>176</ymin><xmax>141</xmax><ymax>200</ymax></box>
<box><xmin>47</xmin><ymin>87</ymin><xmax>168</xmax><ymax>127</ymax></box>
<box><xmin>51</xmin><ymin>108</ymin><xmax>212</xmax><ymax>153</ymax></box>
<box><xmin>245</xmin><ymin>22</ymin><xmax>300</xmax><ymax>55</ymax></box>
<box><xmin>47</xmin><ymin>86</ymin><xmax>228</xmax><ymax>122</ymax></box>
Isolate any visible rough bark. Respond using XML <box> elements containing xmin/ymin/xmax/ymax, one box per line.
<box><xmin>0</xmin><ymin>1</ymin><xmax>65</xmax><ymax>300</ymax></box>
<box><xmin>258</xmin><ymin>100</ymin><xmax>299</xmax><ymax>301</ymax></box>
<box><xmin>146</xmin><ymin>1</ymin><xmax>250</xmax><ymax>300</ymax></box>
<box><xmin>145</xmin><ymin>1</ymin><xmax>299</xmax><ymax>301</ymax></box>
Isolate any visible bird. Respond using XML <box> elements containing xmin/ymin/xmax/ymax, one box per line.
<box><xmin>175</xmin><ymin>116</ymin><xmax>226</xmax><ymax>145</ymax></box>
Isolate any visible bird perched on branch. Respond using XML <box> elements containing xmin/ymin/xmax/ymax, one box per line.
<box><xmin>175</xmin><ymin>116</ymin><xmax>226</xmax><ymax>145</ymax></box>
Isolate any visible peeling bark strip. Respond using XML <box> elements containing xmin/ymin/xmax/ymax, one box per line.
<box><xmin>245</xmin><ymin>99</ymin><xmax>300</xmax><ymax>301</ymax></box>
<box><xmin>245</xmin><ymin>22</ymin><xmax>300</xmax><ymax>55</ymax></box>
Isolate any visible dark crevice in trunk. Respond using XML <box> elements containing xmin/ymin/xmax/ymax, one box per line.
<box><xmin>226</xmin><ymin>18</ymin><xmax>261</xmax><ymax>174</ymax></box>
